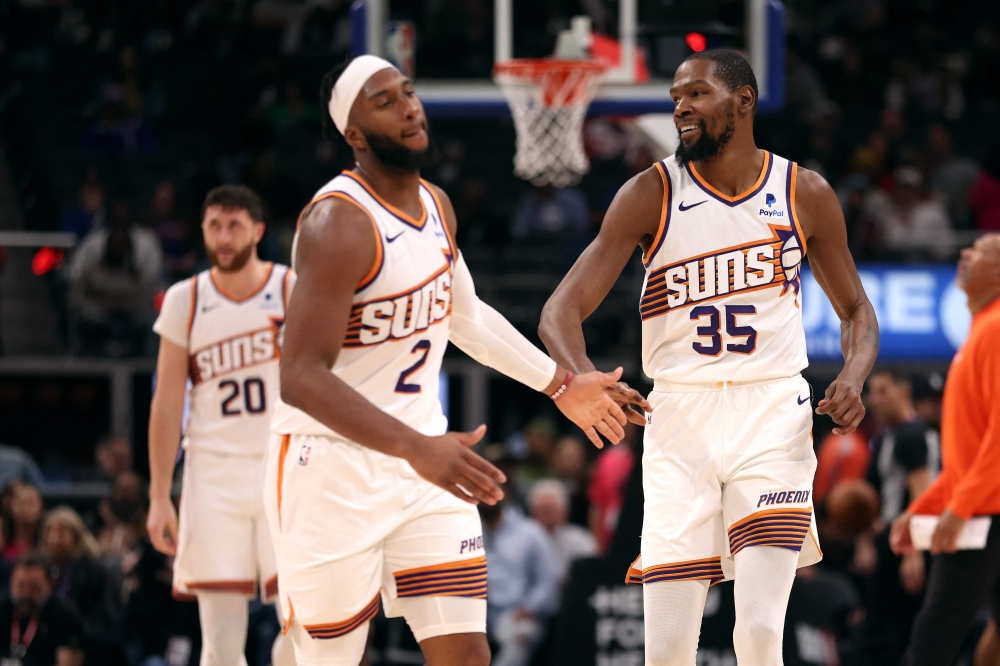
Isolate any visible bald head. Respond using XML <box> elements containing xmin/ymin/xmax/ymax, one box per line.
<box><xmin>958</xmin><ymin>233</ymin><xmax>1000</xmax><ymax>314</ymax></box>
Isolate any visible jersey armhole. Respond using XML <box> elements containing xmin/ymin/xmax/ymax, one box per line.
<box><xmin>421</xmin><ymin>180</ymin><xmax>459</xmax><ymax>263</ymax></box>
<box><xmin>787</xmin><ymin>162</ymin><xmax>809</xmax><ymax>256</ymax></box>
<box><xmin>186</xmin><ymin>275</ymin><xmax>199</xmax><ymax>337</ymax></box>
<box><xmin>642</xmin><ymin>162</ymin><xmax>672</xmax><ymax>267</ymax></box>
<box><xmin>297</xmin><ymin>191</ymin><xmax>385</xmax><ymax>292</ymax></box>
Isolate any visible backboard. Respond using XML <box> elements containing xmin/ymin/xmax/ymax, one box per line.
<box><xmin>348</xmin><ymin>0</ymin><xmax>786</xmax><ymax>117</ymax></box>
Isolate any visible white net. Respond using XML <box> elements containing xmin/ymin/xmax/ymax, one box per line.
<box><xmin>494</xmin><ymin>60</ymin><xmax>604</xmax><ymax>188</ymax></box>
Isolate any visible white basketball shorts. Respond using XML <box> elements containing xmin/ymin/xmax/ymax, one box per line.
<box><xmin>173</xmin><ymin>448</ymin><xmax>278</xmax><ymax>600</ymax></box>
<box><xmin>627</xmin><ymin>375</ymin><xmax>822</xmax><ymax>586</ymax></box>
<box><xmin>263</xmin><ymin>433</ymin><xmax>487</xmax><ymax>648</ymax></box>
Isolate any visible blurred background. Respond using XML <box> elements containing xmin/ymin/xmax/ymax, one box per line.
<box><xmin>0</xmin><ymin>0</ymin><xmax>998</xmax><ymax>664</ymax></box>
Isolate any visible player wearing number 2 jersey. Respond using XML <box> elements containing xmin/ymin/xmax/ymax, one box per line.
<box><xmin>540</xmin><ymin>50</ymin><xmax>880</xmax><ymax>666</ymax></box>
<box><xmin>147</xmin><ymin>185</ymin><xmax>295</xmax><ymax>666</ymax></box>
<box><xmin>264</xmin><ymin>55</ymin><xmax>641</xmax><ymax>666</ymax></box>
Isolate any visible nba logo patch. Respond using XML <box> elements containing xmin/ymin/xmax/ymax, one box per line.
<box><xmin>298</xmin><ymin>444</ymin><xmax>311</xmax><ymax>466</ymax></box>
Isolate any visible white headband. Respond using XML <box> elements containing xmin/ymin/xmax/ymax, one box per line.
<box><xmin>329</xmin><ymin>55</ymin><xmax>399</xmax><ymax>134</ymax></box>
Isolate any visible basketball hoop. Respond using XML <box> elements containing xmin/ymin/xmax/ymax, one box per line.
<box><xmin>494</xmin><ymin>59</ymin><xmax>605</xmax><ymax>188</ymax></box>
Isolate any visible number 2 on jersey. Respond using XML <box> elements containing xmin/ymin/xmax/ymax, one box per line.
<box><xmin>395</xmin><ymin>340</ymin><xmax>431</xmax><ymax>393</ymax></box>
<box><xmin>690</xmin><ymin>305</ymin><xmax>757</xmax><ymax>356</ymax></box>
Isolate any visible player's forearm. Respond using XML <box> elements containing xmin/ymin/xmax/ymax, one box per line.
<box><xmin>148</xmin><ymin>396</ymin><xmax>183</xmax><ymax>500</ymax></box>
<box><xmin>838</xmin><ymin>299</ymin><xmax>879</xmax><ymax>388</ymax></box>
<box><xmin>280</xmin><ymin>361</ymin><xmax>423</xmax><ymax>459</ymax></box>
<box><xmin>538</xmin><ymin>298</ymin><xmax>597</xmax><ymax>375</ymax></box>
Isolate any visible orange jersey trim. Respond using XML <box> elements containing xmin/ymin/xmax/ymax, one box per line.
<box><xmin>393</xmin><ymin>555</ymin><xmax>488</xmax><ymax>599</ymax></box>
<box><xmin>342</xmin><ymin>170</ymin><xmax>428</xmax><ymax>229</ymax></box>
<box><xmin>186</xmin><ymin>275</ymin><xmax>199</xmax><ymax>337</ymax></box>
<box><xmin>295</xmin><ymin>191</ymin><xmax>385</xmax><ymax>292</ymax></box>
<box><xmin>688</xmin><ymin>151</ymin><xmax>772</xmax><ymax>204</ymax></box>
<box><xmin>276</xmin><ymin>434</ymin><xmax>291</xmax><ymax>529</ymax></box>
<box><xmin>642</xmin><ymin>161</ymin><xmax>672</xmax><ymax>267</ymax></box>
<box><xmin>421</xmin><ymin>179</ymin><xmax>459</xmax><ymax>260</ymax></box>
<box><xmin>625</xmin><ymin>555</ymin><xmax>724</xmax><ymax>585</ymax></box>
<box><xmin>209</xmin><ymin>262</ymin><xmax>274</xmax><ymax>304</ymax></box>
<box><xmin>303</xmin><ymin>593</ymin><xmax>380</xmax><ymax>639</ymax></box>
<box><xmin>787</xmin><ymin>163</ymin><xmax>809</xmax><ymax>255</ymax></box>
<box><xmin>264</xmin><ymin>575</ymin><xmax>279</xmax><ymax>600</ymax></box>
<box><xmin>186</xmin><ymin>579</ymin><xmax>257</xmax><ymax>595</ymax></box>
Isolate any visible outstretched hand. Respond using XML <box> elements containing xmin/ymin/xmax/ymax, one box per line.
<box><xmin>406</xmin><ymin>425</ymin><xmax>507</xmax><ymax>506</ymax></box>
<box><xmin>816</xmin><ymin>376</ymin><xmax>865</xmax><ymax>435</ymax></box>
<box><xmin>556</xmin><ymin>367</ymin><xmax>630</xmax><ymax>448</ymax></box>
<box><xmin>605</xmin><ymin>380</ymin><xmax>652</xmax><ymax>426</ymax></box>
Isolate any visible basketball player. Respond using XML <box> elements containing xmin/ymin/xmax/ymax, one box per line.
<box><xmin>539</xmin><ymin>50</ymin><xmax>880</xmax><ymax>665</ymax></box>
<box><xmin>264</xmin><ymin>55</ymin><xmax>636</xmax><ymax>666</ymax></box>
<box><xmin>147</xmin><ymin>185</ymin><xmax>295</xmax><ymax>666</ymax></box>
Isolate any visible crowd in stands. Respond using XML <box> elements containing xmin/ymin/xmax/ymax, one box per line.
<box><xmin>0</xmin><ymin>366</ymin><xmax>973</xmax><ymax>665</ymax></box>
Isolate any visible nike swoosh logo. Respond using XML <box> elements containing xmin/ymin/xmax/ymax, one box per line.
<box><xmin>386</xmin><ymin>231</ymin><xmax>405</xmax><ymax>242</ymax></box>
<box><xmin>678</xmin><ymin>200</ymin><xmax>707</xmax><ymax>211</ymax></box>
<box><xmin>797</xmin><ymin>395</ymin><xmax>810</xmax><ymax>405</ymax></box>
<box><xmin>201</xmin><ymin>303</ymin><xmax>221</xmax><ymax>313</ymax></box>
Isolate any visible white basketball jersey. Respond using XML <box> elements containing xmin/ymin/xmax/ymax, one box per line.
<box><xmin>640</xmin><ymin>151</ymin><xmax>808</xmax><ymax>384</ymax></box>
<box><xmin>270</xmin><ymin>171</ymin><xmax>457</xmax><ymax>439</ymax></box>
<box><xmin>165</xmin><ymin>264</ymin><xmax>292</xmax><ymax>456</ymax></box>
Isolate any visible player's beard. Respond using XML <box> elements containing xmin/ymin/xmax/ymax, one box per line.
<box><xmin>674</xmin><ymin>106</ymin><xmax>736</xmax><ymax>165</ymax></box>
<box><xmin>206</xmin><ymin>240</ymin><xmax>254</xmax><ymax>273</ymax></box>
<box><xmin>364</xmin><ymin>124</ymin><xmax>439</xmax><ymax>172</ymax></box>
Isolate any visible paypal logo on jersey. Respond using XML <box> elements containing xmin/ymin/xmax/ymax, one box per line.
<box><xmin>759</xmin><ymin>193</ymin><xmax>784</xmax><ymax>217</ymax></box>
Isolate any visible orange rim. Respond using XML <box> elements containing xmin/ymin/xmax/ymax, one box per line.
<box><xmin>494</xmin><ymin>58</ymin><xmax>605</xmax><ymax>107</ymax></box>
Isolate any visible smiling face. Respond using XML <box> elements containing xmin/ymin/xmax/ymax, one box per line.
<box><xmin>344</xmin><ymin>68</ymin><xmax>436</xmax><ymax>171</ymax></box>
<box><xmin>670</xmin><ymin>58</ymin><xmax>753</xmax><ymax>164</ymax></box>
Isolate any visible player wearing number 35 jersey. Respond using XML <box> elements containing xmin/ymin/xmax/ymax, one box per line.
<box><xmin>148</xmin><ymin>185</ymin><xmax>295</xmax><ymax>666</ymax></box>
<box><xmin>540</xmin><ymin>50</ymin><xmax>880</xmax><ymax>666</ymax></box>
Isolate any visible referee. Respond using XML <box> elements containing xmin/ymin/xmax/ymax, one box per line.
<box><xmin>891</xmin><ymin>233</ymin><xmax>1000</xmax><ymax>666</ymax></box>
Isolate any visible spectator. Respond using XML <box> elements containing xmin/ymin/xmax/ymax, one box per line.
<box><xmin>40</xmin><ymin>507</ymin><xmax>119</xmax><ymax>662</ymax></box>
<box><xmin>855</xmin><ymin>369</ymin><xmax>938</xmax><ymax>666</ymax></box>
<box><xmin>2</xmin><ymin>483</ymin><xmax>43</xmax><ymax>563</ymax></box>
<box><xmin>96</xmin><ymin>472</ymin><xmax>148</xmax><ymax>574</ymax></box>
<box><xmin>528</xmin><ymin>479</ymin><xmax>596</xmax><ymax>583</ymax></box>
<box><xmin>548</xmin><ymin>435</ymin><xmax>590</xmax><ymax>526</ymax></box>
<box><xmin>0</xmin><ymin>445</ymin><xmax>45</xmax><ymax>491</ymax></box>
<box><xmin>969</xmin><ymin>146</ymin><xmax>1000</xmax><ymax>232</ymax></box>
<box><xmin>926</xmin><ymin>124</ymin><xmax>979</xmax><ymax>229</ymax></box>
<box><xmin>58</xmin><ymin>173</ymin><xmax>107</xmax><ymax>240</ymax></box>
<box><xmin>510</xmin><ymin>417</ymin><xmax>558</xmax><ymax>492</ymax></box>
<box><xmin>94</xmin><ymin>434</ymin><xmax>134</xmax><ymax>482</ymax></box>
<box><xmin>0</xmin><ymin>552</ymin><xmax>85</xmax><ymax>666</ymax></box>
<box><xmin>120</xmin><ymin>538</ymin><xmax>201</xmax><ymax>666</ymax></box>
<box><xmin>587</xmin><ymin>426</ymin><xmax>637</xmax><ymax>552</ymax></box>
<box><xmin>891</xmin><ymin>233</ymin><xmax>1000</xmax><ymax>666</ymax></box>
<box><xmin>480</xmin><ymin>491</ymin><xmax>560</xmax><ymax>666</ymax></box>
<box><xmin>511</xmin><ymin>184</ymin><xmax>590</xmax><ymax>266</ymax></box>
<box><xmin>145</xmin><ymin>181</ymin><xmax>196</xmax><ymax>283</ymax></box>
<box><xmin>871</xmin><ymin>167</ymin><xmax>955</xmax><ymax>260</ymax></box>
<box><xmin>813</xmin><ymin>430</ymin><xmax>871</xmax><ymax>506</ymax></box>
<box><xmin>68</xmin><ymin>200</ymin><xmax>162</xmax><ymax>357</ymax></box>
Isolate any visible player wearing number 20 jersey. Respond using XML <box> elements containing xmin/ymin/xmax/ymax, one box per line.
<box><xmin>154</xmin><ymin>261</ymin><xmax>293</xmax><ymax>599</ymax></box>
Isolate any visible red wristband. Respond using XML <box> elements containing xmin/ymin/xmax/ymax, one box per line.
<box><xmin>550</xmin><ymin>371</ymin><xmax>574</xmax><ymax>401</ymax></box>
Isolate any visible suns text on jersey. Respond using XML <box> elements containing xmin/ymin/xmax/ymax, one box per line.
<box><xmin>189</xmin><ymin>326</ymin><xmax>279</xmax><ymax>384</ymax></box>
<box><xmin>640</xmin><ymin>225</ymin><xmax>803</xmax><ymax>321</ymax></box>
<box><xmin>344</xmin><ymin>264</ymin><xmax>452</xmax><ymax>348</ymax></box>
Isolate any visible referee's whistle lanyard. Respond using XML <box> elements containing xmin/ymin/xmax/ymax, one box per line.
<box><xmin>10</xmin><ymin>611</ymin><xmax>39</xmax><ymax>659</ymax></box>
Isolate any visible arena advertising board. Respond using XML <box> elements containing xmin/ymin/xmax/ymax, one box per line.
<box><xmin>801</xmin><ymin>264</ymin><xmax>971</xmax><ymax>361</ymax></box>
